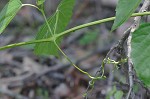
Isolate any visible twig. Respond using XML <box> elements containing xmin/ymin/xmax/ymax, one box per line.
<box><xmin>105</xmin><ymin>27</ymin><xmax>131</xmax><ymax>60</ymax></box>
<box><xmin>134</xmin><ymin>79</ymin><xmax>150</xmax><ymax>94</ymax></box>
<box><xmin>83</xmin><ymin>25</ymin><xmax>130</xmax><ymax>94</ymax></box>
<box><xmin>0</xmin><ymin>72</ymin><xmax>34</xmax><ymax>85</ymax></box>
<box><xmin>126</xmin><ymin>33</ymin><xmax>133</xmax><ymax>99</ymax></box>
<box><xmin>84</xmin><ymin>26</ymin><xmax>131</xmax><ymax>98</ymax></box>
<box><xmin>126</xmin><ymin>0</ymin><xmax>150</xmax><ymax>99</ymax></box>
<box><xmin>0</xmin><ymin>88</ymin><xmax>28</xmax><ymax>99</ymax></box>
<box><xmin>5</xmin><ymin>47</ymin><xmax>109</xmax><ymax>89</ymax></box>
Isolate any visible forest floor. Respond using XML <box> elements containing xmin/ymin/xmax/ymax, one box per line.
<box><xmin>0</xmin><ymin>0</ymin><xmax>149</xmax><ymax>99</ymax></box>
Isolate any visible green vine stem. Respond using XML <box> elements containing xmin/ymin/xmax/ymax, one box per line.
<box><xmin>23</xmin><ymin>4</ymin><xmax>101</xmax><ymax>79</ymax></box>
<box><xmin>0</xmin><ymin>39</ymin><xmax>51</xmax><ymax>50</ymax></box>
<box><xmin>1</xmin><ymin>5</ymin><xmax>148</xmax><ymax>80</ymax></box>
<box><xmin>39</xmin><ymin>4</ymin><xmax>103</xmax><ymax>79</ymax></box>
<box><xmin>40</xmin><ymin>10</ymin><xmax>54</xmax><ymax>36</ymax></box>
<box><xmin>1</xmin><ymin>12</ymin><xmax>150</xmax><ymax>50</ymax></box>
<box><xmin>22</xmin><ymin>4</ymin><xmax>40</xmax><ymax>10</ymax></box>
<box><xmin>54</xmin><ymin>40</ymin><xmax>102</xmax><ymax>79</ymax></box>
<box><xmin>22</xmin><ymin>4</ymin><xmax>54</xmax><ymax>36</ymax></box>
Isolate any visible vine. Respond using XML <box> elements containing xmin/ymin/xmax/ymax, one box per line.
<box><xmin>1</xmin><ymin>11</ymin><xmax>150</xmax><ymax>50</ymax></box>
<box><xmin>0</xmin><ymin>0</ymin><xmax>150</xmax><ymax>98</ymax></box>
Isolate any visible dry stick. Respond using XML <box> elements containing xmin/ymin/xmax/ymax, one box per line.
<box><xmin>105</xmin><ymin>27</ymin><xmax>131</xmax><ymax>60</ymax></box>
<box><xmin>84</xmin><ymin>27</ymin><xmax>132</xmax><ymax>97</ymax></box>
<box><xmin>126</xmin><ymin>33</ymin><xmax>133</xmax><ymax>99</ymax></box>
<box><xmin>1</xmin><ymin>47</ymin><xmax>108</xmax><ymax>89</ymax></box>
<box><xmin>126</xmin><ymin>0</ymin><xmax>150</xmax><ymax>99</ymax></box>
<box><xmin>0</xmin><ymin>88</ymin><xmax>28</xmax><ymax>99</ymax></box>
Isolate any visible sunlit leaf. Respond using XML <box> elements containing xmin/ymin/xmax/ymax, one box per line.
<box><xmin>36</xmin><ymin>0</ymin><xmax>45</xmax><ymax>6</ymax></box>
<box><xmin>106</xmin><ymin>86</ymin><xmax>117</xmax><ymax>99</ymax></box>
<box><xmin>111</xmin><ymin>0</ymin><xmax>141</xmax><ymax>31</ymax></box>
<box><xmin>34</xmin><ymin>0</ymin><xmax>75</xmax><ymax>56</ymax></box>
<box><xmin>0</xmin><ymin>0</ymin><xmax>22</xmax><ymax>34</ymax></box>
<box><xmin>131</xmin><ymin>23</ymin><xmax>150</xmax><ymax>87</ymax></box>
<box><xmin>114</xmin><ymin>91</ymin><xmax>123</xmax><ymax>99</ymax></box>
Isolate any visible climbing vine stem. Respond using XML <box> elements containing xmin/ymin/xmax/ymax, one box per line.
<box><xmin>54</xmin><ymin>40</ymin><xmax>103</xmax><ymax>80</ymax></box>
<box><xmin>40</xmin><ymin>10</ymin><xmax>54</xmax><ymax>36</ymax></box>
<box><xmin>22</xmin><ymin>4</ymin><xmax>40</xmax><ymax>10</ymax></box>
<box><xmin>1</xmin><ymin>12</ymin><xmax>150</xmax><ymax>50</ymax></box>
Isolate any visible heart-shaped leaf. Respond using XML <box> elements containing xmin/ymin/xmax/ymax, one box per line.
<box><xmin>131</xmin><ymin>23</ymin><xmax>150</xmax><ymax>87</ymax></box>
<box><xmin>34</xmin><ymin>0</ymin><xmax>75</xmax><ymax>56</ymax></box>
<box><xmin>111</xmin><ymin>0</ymin><xmax>141</xmax><ymax>31</ymax></box>
<box><xmin>0</xmin><ymin>0</ymin><xmax>22</xmax><ymax>34</ymax></box>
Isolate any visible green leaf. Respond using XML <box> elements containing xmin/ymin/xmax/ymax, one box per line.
<box><xmin>34</xmin><ymin>0</ymin><xmax>75</xmax><ymax>56</ymax></box>
<box><xmin>131</xmin><ymin>23</ymin><xmax>150</xmax><ymax>88</ymax></box>
<box><xmin>106</xmin><ymin>86</ymin><xmax>116</xmax><ymax>99</ymax></box>
<box><xmin>79</xmin><ymin>30</ymin><xmax>98</xmax><ymax>45</ymax></box>
<box><xmin>0</xmin><ymin>0</ymin><xmax>22</xmax><ymax>34</ymax></box>
<box><xmin>133</xmin><ymin>84</ymin><xmax>139</xmax><ymax>93</ymax></box>
<box><xmin>36</xmin><ymin>0</ymin><xmax>45</xmax><ymax>6</ymax></box>
<box><xmin>111</xmin><ymin>0</ymin><xmax>141</xmax><ymax>31</ymax></box>
<box><xmin>114</xmin><ymin>91</ymin><xmax>123</xmax><ymax>99</ymax></box>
